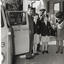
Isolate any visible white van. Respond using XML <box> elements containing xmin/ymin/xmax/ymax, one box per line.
<box><xmin>1</xmin><ymin>6</ymin><xmax>12</xmax><ymax>64</ymax></box>
<box><xmin>7</xmin><ymin>11</ymin><xmax>30</xmax><ymax>55</ymax></box>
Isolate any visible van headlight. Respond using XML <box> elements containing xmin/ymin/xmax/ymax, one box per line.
<box><xmin>1</xmin><ymin>52</ymin><xmax>5</xmax><ymax>63</ymax></box>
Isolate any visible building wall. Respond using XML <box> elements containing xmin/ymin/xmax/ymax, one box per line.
<box><xmin>48</xmin><ymin>0</ymin><xmax>64</xmax><ymax>14</ymax></box>
<box><xmin>46</xmin><ymin>0</ymin><xmax>64</xmax><ymax>45</ymax></box>
<box><xmin>23</xmin><ymin>0</ymin><xmax>47</xmax><ymax>12</ymax></box>
<box><xmin>44</xmin><ymin>0</ymin><xmax>64</xmax><ymax>24</ymax></box>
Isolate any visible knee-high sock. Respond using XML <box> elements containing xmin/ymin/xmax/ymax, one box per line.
<box><xmin>42</xmin><ymin>43</ymin><xmax>45</xmax><ymax>51</ymax></box>
<box><xmin>45</xmin><ymin>42</ymin><xmax>48</xmax><ymax>51</ymax></box>
<box><xmin>33</xmin><ymin>44</ymin><xmax>37</xmax><ymax>54</ymax></box>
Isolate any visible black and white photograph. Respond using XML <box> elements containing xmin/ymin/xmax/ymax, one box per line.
<box><xmin>0</xmin><ymin>0</ymin><xmax>64</xmax><ymax>64</ymax></box>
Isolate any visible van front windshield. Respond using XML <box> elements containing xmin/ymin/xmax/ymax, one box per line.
<box><xmin>9</xmin><ymin>12</ymin><xmax>26</xmax><ymax>25</ymax></box>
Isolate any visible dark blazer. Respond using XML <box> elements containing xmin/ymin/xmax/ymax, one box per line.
<box><xmin>28</xmin><ymin>15</ymin><xmax>34</xmax><ymax>34</ymax></box>
<box><xmin>40</xmin><ymin>21</ymin><xmax>51</xmax><ymax>36</ymax></box>
<box><xmin>38</xmin><ymin>15</ymin><xmax>44</xmax><ymax>34</ymax></box>
<box><xmin>34</xmin><ymin>20</ymin><xmax>40</xmax><ymax>34</ymax></box>
<box><xmin>39</xmin><ymin>15</ymin><xmax>44</xmax><ymax>22</ymax></box>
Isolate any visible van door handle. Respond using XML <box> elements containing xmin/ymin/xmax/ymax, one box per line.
<box><xmin>8</xmin><ymin>32</ymin><xmax>11</xmax><ymax>35</ymax></box>
<box><xmin>22</xmin><ymin>28</ymin><xmax>29</xmax><ymax>30</ymax></box>
<box><xmin>15</xmin><ymin>29</ymin><xmax>21</xmax><ymax>31</ymax></box>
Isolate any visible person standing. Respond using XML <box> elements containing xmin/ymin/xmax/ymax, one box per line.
<box><xmin>37</xmin><ymin>9</ymin><xmax>46</xmax><ymax>52</ymax></box>
<box><xmin>26</xmin><ymin>7</ymin><xmax>34</xmax><ymax>59</ymax></box>
<box><xmin>40</xmin><ymin>14</ymin><xmax>51</xmax><ymax>54</ymax></box>
<box><xmin>33</xmin><ymin>13</ymin><xmax>40</xmax><ymax>56</ymax></box>
<box><xmin>53</xmin><ymin>11</ymin><xmax>64</xmax><ymax>54</ymax></box>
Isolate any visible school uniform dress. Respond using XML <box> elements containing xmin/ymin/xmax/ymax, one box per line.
<box><xmin>34</xmin><ymin>20</ymin><xmax>40</xmax><ymax>44</ymax></box>
<box><xmin>35</xmin><ymin>18</ymin><xmax>42</xmax><ymax>51</ymax></box>
<box><xmin>40</xmin><ymin>21</ymin><xmax>51</xmax><ymax>42</ymax></box>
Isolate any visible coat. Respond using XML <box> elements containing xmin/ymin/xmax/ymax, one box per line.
<box><xmin>28</xmin><ymin>14</ymin><xmax>34</xmax><ymax>53</ymax></box>
<box><xmin>34</xmin><ymin>20</ymin><xmax>40</xmax><ymax>34</ymax></box>
<box><xmin>39</xmin><ymin>15</ymin><xmax>44</xmax><ymax>34</ymax></box>
<box><xmin>40</xmin><ymin>21</ymin><xmax>51</xmax><ymax>36</ymax></box>
<box><xmin>39</xmin><ymin>15</ymin><xmax>44</xmax><ymax>22</ymax></box>
<box><xmin>55</xmin><ymin>20</ymin><xmax>64</xmax><ymax>40</ymax></box>
<box><xmin>28</xmin><ymin>15</ymin><xmax>34</xmax><ymax>34</ymax></box>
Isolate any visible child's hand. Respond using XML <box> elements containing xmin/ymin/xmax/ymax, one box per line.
<box><xmin>52</xmin><ymin>25</ymin><xmax>56</xmax><ymax>29</ymax></box>
<box><xmin>57</xmin><ymin>24</ymin><xmax>61</xmax><ymax>29</ymax></box>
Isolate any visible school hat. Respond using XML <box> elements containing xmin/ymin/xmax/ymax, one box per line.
<box><xmin>39</xmin><ymin>9</ymin><xmax>45</xmax><ymax>11</ymax></box>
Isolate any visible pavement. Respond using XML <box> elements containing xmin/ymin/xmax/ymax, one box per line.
<box><xmin>15</xmin><ymin>45</ymin><xmax>64</xmax><ymax>64</ymax></box>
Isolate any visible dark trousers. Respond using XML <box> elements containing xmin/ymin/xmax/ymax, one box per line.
<box><xmin>26</xmin><ymin>33</ymin><xmax>34</xmax><ymax>58</ymax></box>
<box><xmin>29</xmin><ymin>33</ymin><xmax>34</xmax><ymax>52</ymax></box>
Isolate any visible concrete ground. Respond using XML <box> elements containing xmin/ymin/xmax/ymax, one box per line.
<box><xmin>15</xmin><ymin>45</ymin><xmax>64</xmax><ymax>64</ymax></box>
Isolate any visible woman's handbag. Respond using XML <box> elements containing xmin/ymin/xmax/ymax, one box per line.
<box><xmin>50</xmin><ymin>27</ymin><xmax>57</xmax><ymax>36</ymax></box>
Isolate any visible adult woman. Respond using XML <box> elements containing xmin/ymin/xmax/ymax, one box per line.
<box><xmin>54</xmin><ymin>11</ymin><xmax>64</xmax><ymax>54</ymax></box>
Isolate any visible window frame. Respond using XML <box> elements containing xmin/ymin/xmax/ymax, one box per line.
<box><xmin>8</xmin><ymin>11</ymin><xmax>27</xmax><ymax>26</ymax></box>
<box><xmin>53</xmin><ymin>2</ymin><xmax>61</xmax><ymax>14</ymax></box>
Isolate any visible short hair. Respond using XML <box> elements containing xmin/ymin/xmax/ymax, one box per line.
<box><xmin>44</xmin><ymin>14</ymin><xmax>49</xmax><ymax>18</ymax></box>
<box><xmin>28</xmin><ymin>7</ymin><xmax>33</xmax><ymax>10</ymax></box>
<box><xmin>33</xmin><ymin>13</ymin><xmax>39</xmax><ymax>16</ymax></box>
<box><xmin>55</xmin><ymin>11</ymin><xmax>64</xmax><ymax>18</ymax></box>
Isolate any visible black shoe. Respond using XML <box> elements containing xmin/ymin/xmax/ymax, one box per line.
<box><xmin>31</xmin><ymin>50</ymin><xmax>33</xmax><ymax>54</ymax></box>
<box><xmin>45</xmin><ymin>51</ymin><xmax>49</xmax><ymax>54</ymax></box>
<box><xmin>34</xmin><ymin>53</ymin><xmax>39</xmax><ymax>56</ymax></box>
<box><xmin>60</xmin><ymin>51</ymin><xmax>63</xmax><ymax>54</ymax></box>
<box><xmin>37</xmin><ymin>50</ymin><xmax>41</xmax><ymax>52</ymax></box>
<box><xmin>56</xmin><ymin>50</ymin><xmax>59</xmax><ymax>53</ymax></box>
<box><xmin>26</xmin><ymin>55</ymin><xmax>34</xmax><ymax>59</ymax></box>
<box><xmin>42</xmin><ymin>51</ymin><xmax>45</xmax><ymax>54</ymax></box>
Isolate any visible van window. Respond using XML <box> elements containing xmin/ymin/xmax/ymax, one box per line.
<box><xmin>9</xmin><ymin>12</ymin><xmax>26</xmax><ymax>25</ymax></box>
<box><xmin>1</xmin><ymin>13</ymin><xmax>4</xmax><ymax>27</ymax></box>
<box><xmin>5</xmin><ymin>12</ymin><xmax>11</xmax><ymax>28</ymax></box>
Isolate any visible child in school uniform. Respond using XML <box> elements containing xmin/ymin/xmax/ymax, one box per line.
<box><xmin>40</xmin><ymin>14</ymin><xmax>51</xmax><ymax>54</ymax></box>
<box><xmin>33</xmin><ymin>13</ymin><xmax>40</xmax><ymax>56</ymax></box>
